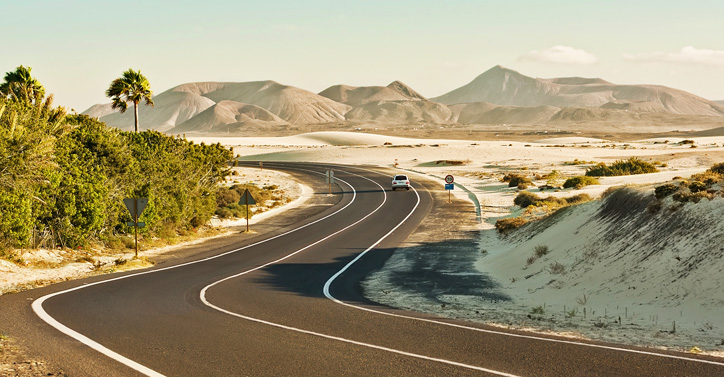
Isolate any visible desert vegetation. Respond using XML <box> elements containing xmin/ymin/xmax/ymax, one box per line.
<box><xmin>563</xmin><ymin>175</ymin><xmax>600</xmax><ymax>189</ymax></box>
<box><xmin>496</xmin><ymin>192</ymin><xmax>592</xmax><ymax>233</ymax></box>
<box><xmin>513</xmin><ymin>191</ymin><xmax>592</xmax><ymax>209</ymax></box>
<box><xmin>585</xmin><ymin>157</ymin><xmax>658</xmax><ymax>177</ymax></box>
<box><xmin>652</xmin><ymin>163</ymin><xmax>724</xmax><ymax>204</ymax></box>
<box><xmin>215</xmin><ymin>183</ymin><xmax>291</xmax><ymax>219</ymax></box>
<box><xmin>0</xmin><ymin>66</ymin><xmax>234</xmax><ymax>255</ymax></box>
<box><xmin>502</xmin><ymin>173</ymin><xmax>532</xmax><ymax>188</ymax></box>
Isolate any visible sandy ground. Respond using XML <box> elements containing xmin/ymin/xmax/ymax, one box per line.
<box><xmin>195</xmin><ymin>131</ymin><xmax>724</xmax><ymax>357</ymax></box>
<box><xmin>5</xmin><ymin>131</ymin><xmax>724</xmax><ymax>361</ymax></box>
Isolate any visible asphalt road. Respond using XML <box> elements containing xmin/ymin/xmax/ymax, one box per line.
<box><xmin>2</xmin><ymin>162</ymin><xmax>724</xmax><ymax>376</ymax></box>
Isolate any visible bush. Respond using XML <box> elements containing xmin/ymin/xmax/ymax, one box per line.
<box><xmin>534</xmin><ymin>245</ymin><xmax>550</xmax><ymax>258</ymax></box>
<box><xmin>600</xmin><ymin>186</ymin><xmax>622</xmax><ymax>199</ymax></box>
<box><xmin>689</xmin><ymin>181</ymin><xmax>707</xmax><ymax>193</ymax></box>
<box><xmin>548</xmin><ymin>262</ymin><xmax>566</xmax><ymax>275</ymax></box>
<box><xmin>585</xmin><ymin>157</ymin><xmax>658</xmax><ymax>177</ymax></box>
<box><xmin>565</xmin><ymin>193</ymin><xmax>592</xmax><ymax>205</ymax></box>
<box><xmin>673</xmin><ymin>191</ymin><xmax>713</xmax><ymax>203</ymax></box>
<box><xmin>503</xmin><ymin>173</ymin><xmax>532</xmax><ymax>188</ymax></box>
<box><xmin>514</xmin><ymin>191</ymin><xmax>591</xmax><ymax>209</ymax></box>
<box><xmin>654</xmin><ymin>183</ymin><xmax>678</xmax><ymax>199</ymax></box>
<box><xmin>708</xmin><ymin>163</ymin><xmax>724</xmax><ymax>175</ymax></box>
<box><xmin>495</xmin><ymin>217</ymin><xmax>528</xmax><ymax>233</ymax></box>
<box><xmin>563</xmin><ymin>176</ymin><xmax>599</xmax><ymax>189</ymax></box>
<box><xmin>514</xmin><ymin>191</ymin><xmax>540</xmax><ymax>208</ymax></box>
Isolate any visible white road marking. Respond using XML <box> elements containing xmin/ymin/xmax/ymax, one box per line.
<box><xmin>31</xmin><ymin>166</ymin><xmax>355</xmax><ymax>377</ymax></box>
<box><xmin>200</xmin><ymin>169</ymin><xmax>520</xmax><ymax>376</ymax></box>
<box><xmin>31</xmin><ymin>163</ymin><xmax>723</xmax><ymax>377</ymax></box>
<box><xmin>323</xmin><ymin>166</ymin><xmax>724</xmax><ymax>369</ymax></box>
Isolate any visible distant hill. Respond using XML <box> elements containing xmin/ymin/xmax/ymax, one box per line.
<box><xmin>169</xmin><ymin>100</ymin><xmax>287</xmax><ymax>134</ymax></box>
<box><xmin>448</xmin><ymin>102</ymin><xmax>560</xmax><ymax>124</ymax></box>
<box><xmin>345</xmin><ymin>100</ymin><xmax>452</xmax><ymax>124</ymax></box>
<box><xmin>319</xmin><ymin>80</ymin><xmax>426</xmax><ymax>106</ymax></box>
<box><xmin>83</xmin><ymin>67</ymin><xmax>724</xmax><ymax>134</ymax></box>
<box><xmin>86</xmin><ymin>91</ymin><xmax>216</xmax><ymax>132</ymax></box>
<box><xmin>85</xmin><ymin>81</ymin><xmax>349</xmax><ymax>132</ymax></box>
<box><xmin>431</xmin><ymin>65</ymin><xmax>724</xmax><ymax>117</ymax></box>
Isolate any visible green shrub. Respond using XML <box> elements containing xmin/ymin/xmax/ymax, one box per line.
<box><xmin>563</xmin><ymin>176</ymin><xmax>599</xmax><ymax>189</ymax></box>
<box><xmin>708</xmin><ymin>163</ymin><xmax>724</xmax><ymax>175</ymax></box>
<box><xmin>654</xmin><ymin>183</ymin><xmax>678</xmax><ymax>199</ymax></box>
<box><xmin>495</xmin><ymin>217</ymin><xmax>528</xmax><ymax>233</ymax></box>
<box><xmin>689</xmin><ymin>181</ymin><xmax>707</xmax><ymax>193</ymax></box>
<box><xmin>514</xmin><ymin>191</ymin><xmax>540</xmax><ymax>208</ymax></box>
<box><xmin>585</xmin><ymin>157</ymin><xmax>658</xmax><ymax>177</ymax></box>
<box><xmin>514</xmin><ymin>191</ymin><xmax>591</xmax><ymax>209</ymax></box>
<box><xmin>673</xmin><ymin>191</ymin><xmax>712</xmax><ymax>203</ymax></box>
<box><xmin>503</xmin><ymin>173</ymin><xmax>532</xmax><ymax>188</ymax></box>
<box><xmin>564</xmin><ymin>193</ymin><xmax>592</xmax><ymax>205</ymax></box>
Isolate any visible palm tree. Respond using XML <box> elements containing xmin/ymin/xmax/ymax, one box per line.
<box><xmin>106</xmin><ymin>68</ymin><xmax>154</xmax><ymax>133</ymax></box>
<box><xmin>0</xmin><ymin>65</ymin><xmax>45</xmax><ymax>104</ymax></box>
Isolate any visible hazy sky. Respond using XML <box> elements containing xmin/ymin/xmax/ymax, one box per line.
<box><xmin>3</xmin><ymin>0</ymin><xmax>724</xmax><ymax>111</ymax></box>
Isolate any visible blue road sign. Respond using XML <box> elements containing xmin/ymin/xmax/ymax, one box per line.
<box><xmin>445</xmin><ymin>183</ymin><xmax>454</xmax><ymax>190</ymax></box>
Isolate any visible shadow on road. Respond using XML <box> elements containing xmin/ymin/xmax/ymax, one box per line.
<box><xmin>253</xmin><ymin>238</ymin><xmax>510</xmax><ymax>308</ymax></box>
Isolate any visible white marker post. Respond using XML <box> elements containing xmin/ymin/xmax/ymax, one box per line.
<box><xmin>325</xmin><ymin>169</ymin><xmax>335</xmax><ymax>195</ymax></box>
<box><xmin>444</xmin><ymin>175</ymin><xmax>454</xmax><ymax>204</ymax></box>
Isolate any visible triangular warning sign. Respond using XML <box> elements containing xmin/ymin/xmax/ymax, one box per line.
<box><xmin>238</xmin><ymin>189</ymin><xmax>256</xmax><ymax>206</ymax></box>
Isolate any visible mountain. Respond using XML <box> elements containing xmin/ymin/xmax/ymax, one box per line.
<box><xmin>448</xmin><ymin>102</ymin><xmax>560</xmax><ymax>124</ymax></box>
<box><xmin>318</xmin><ymin>80</ymin><xmax>426</xmax><ymax>106</ymax></box>
<box><xmin>86</xmin><ymin>91</ymin><xmax>216</xmax><ymax>132</ymax></box>
<box><xmin>345</xmin><ymin>100</ymin><xmax>452</xmax><ymax>124</ymax></box>
<box><xmin>432</xmin><ymin>66</ymin><xmax>724</xmax><ymax>117</ymax></box>
<box><xmin>83</xmin><ymin>67</ymin><xmax>724</xmax><ymax>134</ymax></box>
<box><xmin>84</xmin><ymin>81</ymin><xmax>350</xmax><ymax>132</ymax></box>
<box><xmin>168</xmin><ymin>100</ymin><xmax>287</xmax><ymax>134</ymax></box>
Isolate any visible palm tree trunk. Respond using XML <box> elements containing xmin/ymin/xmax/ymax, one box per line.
<box><xmin>134</xmin><ymin>101</ymin><xmax>139</xmax><ymax>133</ymax></box>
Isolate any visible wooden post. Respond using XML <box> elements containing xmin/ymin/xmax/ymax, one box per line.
<box><xmin>134</xmin><ymin>198</ymin><xmax>139</xmax><ymax>258</ymax></box>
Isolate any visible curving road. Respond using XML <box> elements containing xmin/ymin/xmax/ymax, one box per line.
<box><xmin>3</xmin><ymin>162</ymin><xmax>724</xmax><ymax>376</ymax></box>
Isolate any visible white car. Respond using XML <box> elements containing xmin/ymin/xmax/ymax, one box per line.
<box><xmin>391</xmin><ymin>175</ymin><xmax>411</xmax><ymax>191</ymax></box>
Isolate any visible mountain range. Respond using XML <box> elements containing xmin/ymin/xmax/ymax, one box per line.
<box><xmin>84</xmin><ymin>66</ymin><xmax>724</xmax><ymax>134</ymax></box>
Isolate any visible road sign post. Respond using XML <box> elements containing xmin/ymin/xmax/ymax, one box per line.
<box><xmin>239</xmin><ymin>189</ymin><xmax>257</xmax><ymax>232</ymax></box>
<box><xmin>123</xmin><ymin>198</ymin><xmax>149</xmax><ymax>258</ymax></box>
<box><xmin>325</xmin><ymin>169</ymin><xmax>334</xmax><ymax>195</ymax></box>
<box><xmin>444</xmin><ymin>175</ymin><xmax>455</xmax><ymax>203</ymax></box>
